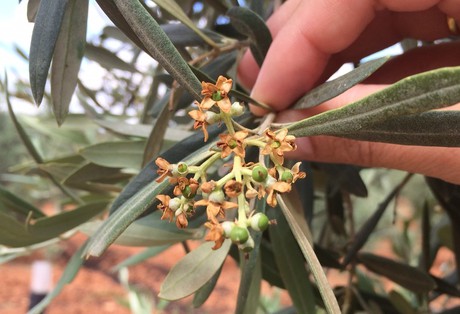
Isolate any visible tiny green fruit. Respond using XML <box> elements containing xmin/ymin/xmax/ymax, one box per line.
<box><xmin>252</xmin><ymin>165</ymin><xmax>268</xmax><ymax>182</ymax></box>
<box><xmin>230</xmin><ymin>226</ymin><xmax>249</xmax><ymax>244</ymax></box>
<box><xmin>250</xmin><ymin>213</ymin><xmax>270</xmax><ymax>231</ymax></box>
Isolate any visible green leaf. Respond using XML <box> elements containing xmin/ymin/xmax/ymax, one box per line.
<box><xmin>0</xmin><ymin>202</ymin><xmax>107</xmax><ymax>247</ymax></box>
<box><xmin>288</xmin><ymin>67</ymin><xmax>460</xmax><ymax>138</ymax></box>
<box><xmin>294</xmin><ymin>57</ymin><xmax>389</xmax><ymax>110</ymax></box>
<box><xmin>358</xmin><ymin>252</ymin><xmax>436</xmax><ymax>293</ymax></box>
<box><xmin>388</xmin><ymin>290</ymin><xmax>416</xmax><ymax>314</ymax></box>
<box><xmin>28</xmin><ymin>241</ymin><xmax>87</xmax><ymax>314</ymax></box>
<box><xmin>236</xmin><ymin>199</ymin><xmax>265</xmax><ymax>314</ymax></box>
<box><xmin>81</xmin><ymin>212</ymin><xmax>203</xmax><ymax>247</ymax></box>
<box><xmin>112</xmin><ymin>245</ymin><xmax>170</xmax><ymax>272</ymax></box>
<box><xmin>79</xmin><ymin>141</ymin><xmax>146</xmax><ymax>170</ymax></box>
<box><xmin>161</xmin><ymin>24</ymin><xmax>223</xmax><ymax>48</ymax></box>
<box><xmin>84</xmin><ymin>145</ymin><xmax>215</xmax><ymax>257</ymax></box>
<box><xmin>276</xmin><ymin>194</ymin><xmax>341</xmax><ymax>313</ymax></box>
<box><xmin>342</xmin><ymin>174</ymin><xmax>413</xmax><ymax>266</ymax></box>
<box><xmin>268</xmin><ymin>207</ymin><xmax>316</xmax><ymax>314</ymax></box>
<box><xmin>95</xmin><ymin>119</ymin><xmax>192</xmax><ymax>139</ymax></box>
<box><xmin>152</xmin><ymin>0</ymin><xmax>218</xmax><ymax>47</ymax></box>
<box><xmin>341</xmin><ymin>111</ymin><xmax>460</xmax><ymax>147</ymax></box>
<box><xmin>113</xmin><ymin>0</ymin><xmax>202</xmax><ymax>101</ymax></box>
<box><xmin>0</xmin><ymin>186</ymin><xmax>45</xmax><ymax>219</ymax></box>
<box><xmin>51</xmin><ymin>0</ymin><xmax>88</xmax><ymax>125</ymax></box>
<box><xmin>85</xmin><ymin>44</ymin><xmax>137</xmax><ymax>72</ymax></box>
<box><xmin>159</xmin><ymin>240</ymin><xmax>231</xmax><ymax>300</ymax></box>
<box><xmin>29</xmin><ymin>0</ymin><xmax>69</xmax><ymax>105</ymax></box>
<box><xmin>193</xmin><ymin>265</ymin><xmax>223</xmax><ymax>308</ymax></box>
<box><xmin>227</xmin><ymin>7</ymin><xmax>272</xmax><ymax>67</ymax></box>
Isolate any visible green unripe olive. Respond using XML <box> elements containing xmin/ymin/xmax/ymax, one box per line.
<box><xmin>177</xmin><ymin>162</ymin><xmax>188</xmax><ymax>175</ymax></box>
<box><xmin>182</xmin><ymin>185</ymin><xmax>196</xmax><ymax>199</ymax></box>
<box><xmin>230</xmin><ymin>226</ymin><xmax>249</xmax><ymax>244</ymax></box>
<box><xmin>281</xmin><ymin>171</ymin><xmax>294</xmax><ymax>183</ymax></box>
<box><xmin>211</xmin><ymin>91</ymin><xmax>222</xmax><ymax>101</ymax></box>
<box><xmin>252</xmin><ymin>165</ymin><xmax>268</xmax><ymax>182</ymax></box>
<box><xmin>250</xmin><ymin>213</ymin><xmax>270</xmax><ymax>231</ymax></box>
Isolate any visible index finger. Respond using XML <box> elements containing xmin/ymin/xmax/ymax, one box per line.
<box><xmin>238</xmin><ymin>0</ymin><xmax>454</xmax><ymax>112</ymax></box>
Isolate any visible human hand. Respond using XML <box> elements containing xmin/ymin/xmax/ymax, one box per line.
<box><xmin>238</xmin><ymin>0</ymin><xmax>460</xmax><ymax>184</ymax></box>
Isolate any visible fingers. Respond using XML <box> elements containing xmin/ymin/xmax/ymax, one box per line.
<box><xmin>238</xmin><ymin>0</ymin><xmax>459</xmax><ymax>114</ymax></box>
<box><xmin>292</xmin><ymin>135</ymin><xmax>460</xmax><ymax>185</ymax></box>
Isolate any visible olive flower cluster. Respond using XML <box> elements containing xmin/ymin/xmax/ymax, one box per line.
<box><xmin>155</xmin><ymin>76</ymin><xmax>306</xmax><ymax>251</ymax></box>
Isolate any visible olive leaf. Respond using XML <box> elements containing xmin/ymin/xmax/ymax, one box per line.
<box><xmin>112</xmin><ymin>0</ymin><xmax>202</xmax><ymax>101</ymax></box>
<box><xmin>29</xmin><ymin>0</ymin><xmax>69</xmax><ymax>105</ymax></box>
<box><xmin>159</xmin><ymin>240</ymin><xmax>231</xmax><ymax>300</ymax></box>
<box><xmin>288</xmin><ymin>67</ymin><xmax>460</xmax><ymax>139</ymax></box>
<box><xmin>293</xmin><ymin>57</ymin><xmax>389</xmax><ymax>110</ymax></box>
<box><xmin>358</xmin><ymin>252</ymin><xmax>436</xmax><ymax>293</ymax></box>
<box><xmin>51</xmin><ymin>0</ymin><xmax>88</xmax><ymax>125</ymax></box>
<box><xmin>227</xmin><ymin>6</ymin><xmax>272</xmax><ymax>67</ymax></box>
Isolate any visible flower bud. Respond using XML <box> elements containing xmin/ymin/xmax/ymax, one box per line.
<box><xmin>230</xmin><ymin>226</ymin><xmax>249</xmax><ymax>244</ymax></box>
<box><xmin>169</xmin><ymin>197</ymin><xmax>181</xmax><ymax>211</ymax></box>
<box><xmin>250</xmin><ymin>213</ymin><xmax>270</xmax><ymax>231</ymax></box>
<box><xmin>238</xmin><ymin>236</ymin><xmax>254</xmax><ymax>252</ymax></box>
<box><xmin>252</xmin><ymin>165</ymin><xmax>268</xmax><ymax>182</ymax></box>
<box><xmin>209</xmin><ymin>189</ymin><xmax>225</xmax><ymax>204</ymax></box>
<box><xmin>221</xmin><ymin>221</ymin><xmax>235</xmax><ymax>237</ymax></box>
<box><xmin>230</xmin><ymin>102</ymin><xmax>245</xmax><ymax>117</ymax></box>
<box><xmin>205</xmin><ymin>111</ymin><xmax>221</xmax><ymax>124</ymax></box>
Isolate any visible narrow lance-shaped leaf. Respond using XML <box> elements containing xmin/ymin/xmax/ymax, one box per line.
<box><xmin>51</xmin><ymin>0</ymin><xmax>88</xmax><ymax>125</ymax></box>
<box><xmin>29</xmin><ymin>0</ymin><xmax>69</xmax><ymax>105</ymax></box>
<box><xmin>288</xmin><ymin>67</ymin><xmax>460</xmax><ymax>138</ymax></box>
<box><xmin>342</xmin><ymin>173</ymin><xmax>413</xmax><ymax>266</ymax></box>
<box><xmin>85</xmin><ymin>44</ymin><xmax>137</xmax><ymax>72</ymax></box>
<box><xmin>84</xmin><ymin>144</ymin><xmax>216</xmax><ymax>257</ymax></box>
<box><xmin>276</xmin><ymin>195</ymin><xmax>341</xmax><ymax>314</ymax></box>
<box><xmin>159</xmin><ymin>240</ymin><xmax>231</xmax><ymax>300</ymax></box>
<box><xmin>227</xmin><ymin>7</ymin><xmax>272</xmax><ymax>67</ymax></box>
<box><xmin>236</xmin><ymin>198</ymin><xmax>265</xmax><ymax>314</ymax></box>
<box><xmin>151</xmin><ymin>0</ymin><xmax>218</xmax><ymax>47</ymax></box>
<box><xmin>358</xmin><ymin>252</ymin><xmax>436</xmax><ymax>294</ymax></box>
<box><xmin>268</xmin><ymin>206</ymin><xmax>316</xmax><ymax>314</ymax></box>
<box><xmin>338</xmin><ymin>111</ymin><xmax>460</xmax><ymax>147</ymax></box>
<box><xmin>113</xmin><ymin>0</ymin><xmax>202</xmax><ymax>101</ymax></box>
<box><xmin>293</xmin><ymin>57</ymin><xmax>389</xmax><ymax>110</ymax></box>
<box><xmin>27</xmin><ymin>0</ymin><xmax>40</xmax><ymax>22</ymax></box>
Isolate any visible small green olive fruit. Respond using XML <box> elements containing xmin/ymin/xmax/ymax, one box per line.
<box><xmin>182</xmin><ymin>185</ymin><xmax>196</xmax><ymax>199</ymax></box>
<box><xmin>209</xmin><ymin>190</ymin><xmax>225</xmax><ymax>204</ymax></box>
<box><xmin>281</xmin><ymin>171</ymin><xmax>294</xmax><ymax>183</ymax></box>
<box><xmin>252</xmin><ymin>165</ymin><xmax>268</xmax><ymax>182</ymax></box>
<box><xmin>230</xmin><ymin>226</ymin><xmax>249</xmax><ymax>244</ymax></box>
<box><xmin>250</xmin><ymin>213</ymin><xmax>270</xmax><ymax>231</ymax></box>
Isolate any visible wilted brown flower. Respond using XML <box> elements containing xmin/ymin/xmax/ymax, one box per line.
<box><xmin>155</xmin><ymin>157</ymin><xmax>173</xmax><ymax>183</ymax></box>
<box><xmin>204</xmin><ymin>222</ymin><xmax>225</xmax><ymax>250</ymax></box>
<box><xmin>194</xmin><ymin>198</ymin><xmax>238</xmax><ymax>223</ymax></box>
<box><xmin>200</xmin><ymin>76</ymin><xmax>232</xmax><ymax>113</ymax></box>
<box><xmin>188</xmin><ymin>108</ymin><xmax>210</xmax><ymax>142</ymax></box>
<box><xmin>261</xmin><ymin>129</ymin><xmax>297</xmax><ymax>165</ymax></box>
<box><xmin>156</xmin><ymin>194</ymin><xmax>174</xmax><ymax>222</ymax></box>
<box><xmin>173</xmin><ymin>177</ymin><xmax>199</xmax><ymax>198</ymax></box>
<box><xmin>176</xmin><ymin>212</ymin><xmax>188</xmax><ymax>228</ymax></box>
<box><xmin>266</xmin><ymin>181</ymin><xmax>291</xmax><ymax>207</ymax></box>
<box><xmin>217</xmin><ymin>130</ymin><xmax>248</xmax><ymax>158</ymax></box>
<box><xmin>224</xmin><ymin>180</ymin><xmax>243</xmax><ymax>198</ymax></box>
<box><xmin>200</xmin><ymin>180</ymin><xmax>217</xmax><ymax>194</ymax></box>
<box><xmin>289</xmin><ymin>162</ymin><xmax>307</xmax><ymax>183</ymax></box>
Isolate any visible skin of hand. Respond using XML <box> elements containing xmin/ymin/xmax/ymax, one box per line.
<box><xmin>237</xmin><ymin>0</ymin><xmax>460</xmax><ymax>184</ymax></box>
